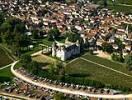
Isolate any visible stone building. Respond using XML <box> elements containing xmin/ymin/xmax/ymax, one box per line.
<box><xmin>52</xmin><ymin>40</ymin><xmax>80</xmax><ymax>61</ymax></box>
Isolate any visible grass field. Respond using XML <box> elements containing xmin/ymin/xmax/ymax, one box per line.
<box><xmin>108</xmin><ymin>4</ymin><xmax>132</xmax><ymax>13</ymax></box>
<box><xmin>0</xmin><ymin>66</ymin><xmax>14</xmax><ymax>83</ymax></box>
<box><xmin>82</xmin><ymin>53</ymin><xmax>132</xmax><ymax>76</ymax></box>
<box><xmin>94</xmin><ymin>0</ymin><xmax>132</xmax><ymax>5</ymax></box>
<box><xmin>112</xmin><ymin>0</ymin><xmax>132</xmax><ymax>5</ymax></box>
<box><xmin>94</xmin><ymin>0</ymin><xmax>132</xmax><ymax>13</ymax></box>
<box><xmin>0</xmin><ymin>47</ymin><xmax>13</xmax><ymax>67</ymax></box>
<box><xmin>66</xmin><ymin>54</ymin><xmax>132</xmax><ymax>89</ymax></box>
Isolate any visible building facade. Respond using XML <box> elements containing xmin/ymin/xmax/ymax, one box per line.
<box><xmin>52</xmin><ymin>40</ymin><xmax>80</xmax><ymax>61</ymax></box>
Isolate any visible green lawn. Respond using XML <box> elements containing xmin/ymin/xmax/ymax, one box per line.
<box><xmin>66</xmin><ymin>54</ymin><xmax>132</xmax><ymax>89</ymax></box>
<box><xmin>0</xmin><ymin>47</ymin><xmax>13</xmax><ymax>67</ymax></box>
<box><xmin>0</xmin><ymin>67</ymin><xmax>14</xmax><ymax>83</ymax></box>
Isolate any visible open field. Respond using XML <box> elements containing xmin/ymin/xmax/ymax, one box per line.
<box><xmin>94</xmin><ymin>0</ymin><xmax>132</xmax><ymax>13</ymax></box>
<box><xmin>66</xmin><ymin>54</ymin><xmax>132</xmax><ymax>89</ymax></box>
<box><xmin>82</xmin><ymin>53</ymin><xmax>132</xmax><ymax>76</ymax></box>
<box><xmin>94</xmin><ymin>0</ymin><xmax>132</xmax><ymax>5</ymax></box>
<box><xmin>111</xmin><ymin>0</ymin><xmax>132</xmax><ymax>5</ymax></box>
<box><xmin>0</xmin><ymin>66</ymin><xmax>14</xmax><ymax>83</ymax></box>
<box><xmin>108</xmin><ymin>5</ymin><xmax>132</xmax><ymax>13</ymax></box>
<box><xmin>31</xmin><ymin>53</ymin><xmax>132</xmax><ymax>89</ymax></box>
<box><xmin>0</xmin><ymin>47</ymin><xmax>13</xmax><ymax>67</ymax></box>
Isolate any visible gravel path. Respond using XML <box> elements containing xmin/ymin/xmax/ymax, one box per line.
<box><xmin>11</xmin><ymin>61</ymin><xmax>132</xmax><ymax>99</ymax></box>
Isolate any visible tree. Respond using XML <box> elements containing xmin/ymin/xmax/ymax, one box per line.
<box><xmin>20</xmin><ymin>54</ymin><xmax>32</xmax><ymax>67</ymax></box>
<box><xmin>103</xmin><ymin>0</ymin><xmax>108</xmax><ymax>7</ymax></box>
<box><xmin>125</xmin><ymin>54</ymin><xmax>132</xmax><ymax>71</ymax></box>
<box><xmin>29</xmin><ymin>61</ymin><xmax>40</xmax><ymax>74</ymax></box>
<box><xmin>19</xmin><ymin>34</ymin><xmax>31</xmax><ymax>50</ymax></box>
<box><xmin>0</xmin><ymin>12</ymin><xmax>4</xmax><ymax>26</ymax></box>
<box><xmin>1</xmin><ymin>31</ymin><xmax>14</xmax><ymax>45</ymax></box>
<box><xmin>48</xmin><ymin>63</ymin><xmax>56</xmax><ymax>75</ymax></box>
<box><xmin>47</xmin><ymin>28</ymin><xmax>60</xmax><ymax>41</ymax></box>
<box><xmin>0</xmin><ymin>22</ymin><xmax>12</xmax><ymax>33</ymax></box>
<box><xmin>115</xmin><ymin>38</ymin><xmax>125</xmax><ymax>52</ymax></box>
<box><xmin>0</xmin><ymin>36</ymin><xmax>2</xmax><ymax>43</ymax></box>
<box><xmin>32</xmin><ymin>29</ymin><xmax>39</xmax><ymax>39</ymax></box>
<box><xmin>111</xmin><ymin>53</ymin><xmax>124</xmax><ymax>63</ymax></box>
<box><xmin>65</xmin><ymin>31</ymin><xmax>80</xmax><ymax>42</ymax></box>
<box><xmin>48</xmin><ymin>61</ymin><xmax>65</xmax><ymax>75</ymax></box>
<box><xmin>102</xmin><ymin>42</ymin><xmax>113</xmax><ymax>53</ymax></box>
<box><xmin>14</xmin><ymin>23</ymin><xmax>26</xmax><ymax>33</ymax></box>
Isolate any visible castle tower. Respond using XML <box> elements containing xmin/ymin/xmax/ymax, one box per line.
<box><xmin>61</xmin><ymin>46</ymin><xmax>66</xmax><ymax>61</ymax></box>
<box><xmin>76</xmin><ymin>40</ymin><xmax>80</xmax><ymax>54</ymax></box>
<box><xmin>52</xmin><ymin>42</ymin><xmax>56</xmax><ymax>57</ymax></box>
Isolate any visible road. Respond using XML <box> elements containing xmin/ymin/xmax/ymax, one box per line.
<box><xmin>11</xmin><ymin>61</ymin><xmax>132</xmax><ymax>99</ymax></box>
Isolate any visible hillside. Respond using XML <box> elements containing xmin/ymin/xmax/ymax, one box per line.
<box><xmin>0</xmin><ymin>47</ymin><xmax>13</xmax><ymax>67</ymax></box>
<box><xmin>93</xmin><ymin>0</ymin><xmax>132</xmax><ymax>5</ymax></box>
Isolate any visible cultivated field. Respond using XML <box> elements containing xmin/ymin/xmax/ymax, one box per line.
<box><xmin>0</xmin><ymin>47</ymin><xmax>13</xmax><ymax>67</ymax></box>
<box><xmin>66</xmin><ymin>54</ymin><xmax>132</xmax><ymax>89</ymax></box>
<box><xmin>94</xmin><ymin>0</ymin><xmax>132</xmax><ymax>5</ymax></box>
<box><xmin>94</xmin><ymin>0</ymin><xmax>132</xmax><ymax>13</ymax></box>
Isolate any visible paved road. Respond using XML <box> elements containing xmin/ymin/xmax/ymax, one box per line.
<box><xmin>11</xmin><ymin>61</ymin><xmax>132</xmax><ymax>99</ymax></box>
<box><xmin>80</xmin><ymin>57</ymin><xmax>132</xmax><ymax>78</ymax></box>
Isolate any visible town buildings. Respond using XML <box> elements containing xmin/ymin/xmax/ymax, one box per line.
<box><xmin>0</xmin><ymin>0</ymin><xmax>132</xmax><ymax>59</ymax></box>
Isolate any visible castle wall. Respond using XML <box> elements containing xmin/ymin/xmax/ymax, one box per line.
<box><xmin>52</xmin><ymin>42</ymin><xmax>80</xmax><ymax>61</ymax></box>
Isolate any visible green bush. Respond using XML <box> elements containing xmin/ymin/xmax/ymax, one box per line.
<box><xmin>111</xmin><ymin>53</ymin><xmax>124</xmax><ymax>63</ymax></box>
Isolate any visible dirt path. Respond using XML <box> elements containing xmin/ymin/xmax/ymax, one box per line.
<box><xmin>0</xmin><ymin>63</ymin><xmax>13</xmax><ymax>70</ymax></box>
<box><xmin>11</xmin><ymin>61</ymin><xmax>132</xmax><ymax>99</ymax></box>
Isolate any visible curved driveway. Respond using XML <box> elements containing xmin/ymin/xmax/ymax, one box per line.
<box><xmin>11</xmin><ymin>61</ymin><xmax>132</xmax><ymax>99</ymax></box>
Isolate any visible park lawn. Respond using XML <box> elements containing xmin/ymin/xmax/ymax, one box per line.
<box><xmin>82</xmin><ymin>53</ymin><xmax>132</xmax><ymax>76</ymax></box>
<box><xmin>0</xmin><ymin>47</ymin><xmax>13</xmax><ymax>67</ymax></box>
<box><xmin>66</xmin><ymin>58</ymin><xmax>132</xmax><ymax>89</ymax></box>
<box><xmin>0</xmin><ymin>67</ymin><xmax>14</xmax><ymax>82</ymax></box>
